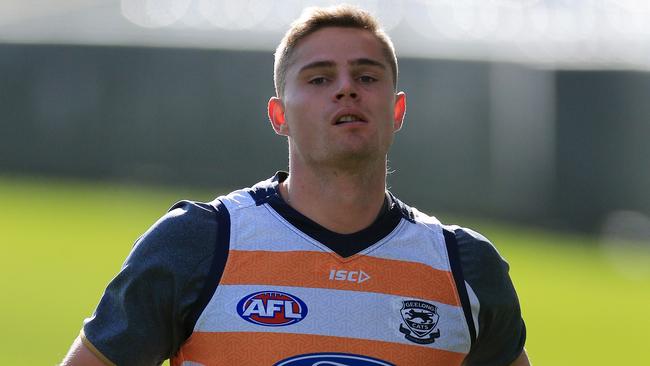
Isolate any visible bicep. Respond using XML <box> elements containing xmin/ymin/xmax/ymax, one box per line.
<box><xmin>76</xmin><ymin>201</ymin><xmax>220</xmax><ymax>364</ymax></box>
<box><xmin>509</xmin><ymin>349</ymin><xmax>531</xmax><ymax>366</ymax></box>
<box><xmin>61</xmin><ymin>336</ymin><xmax>112</xmax><ymax>366</ymax></box>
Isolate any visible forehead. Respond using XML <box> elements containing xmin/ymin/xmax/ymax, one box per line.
<box><xmin>288</xmin><ymin>27</ymin><xmax>388</xmax><ymax>73</ymax></box>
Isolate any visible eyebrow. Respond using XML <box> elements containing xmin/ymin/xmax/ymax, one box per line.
<box><xmin>350</xmin><ymin>58</ymin><xmax>386</xmax><ymax>69</ymax></box>
<box><xmin>298</xmin><ymin>58</ymin><xmax>387</xmax><ymax>74</ymax></box>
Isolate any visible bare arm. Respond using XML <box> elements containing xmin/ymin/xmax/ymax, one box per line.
<box><xmin>61</xmin><ymin>335</ymin><xmax>112</xmax><ymax>366</ymax></box>
<box><xmin>509</xmin><ymin>349</ymin><xmax>531</xmax><ymax>366</ymax></box>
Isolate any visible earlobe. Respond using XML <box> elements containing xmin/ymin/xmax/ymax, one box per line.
<box><xmin>268</xmin><ymin>97</ymin><xmax>288</xmax><ymax>136</ymax></box>
<box><xmin>393</xmin><ymin>92</ymin><xmax>406</xmax><ymax>132</ymax></box>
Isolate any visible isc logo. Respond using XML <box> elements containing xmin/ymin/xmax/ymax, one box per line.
<box><xmin>237</xmin><ymin>291</ymin><xmax>308</xmax><ymax>327</ymax></box>
<box><xmin>329</xmin><ymin>269</ymin><xmax>371</xmax><ymax>283</ymax></box>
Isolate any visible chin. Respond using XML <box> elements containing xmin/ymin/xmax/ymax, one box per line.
<box><xmin>326</xmin><ymin>148</ymin><xmax>383</xmax><ymax>167</ymax></box>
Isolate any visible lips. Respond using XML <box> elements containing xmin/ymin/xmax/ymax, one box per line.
<box><xmin>332</xmin><ymin>110</ymin><xmax>368</xmax><ymax>125</ymax></box>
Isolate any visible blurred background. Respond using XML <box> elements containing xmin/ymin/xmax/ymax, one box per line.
<box><xmin>1</xmin><ymin>0</ymin><xmax>649</xmax><ymax>365</ymax></box>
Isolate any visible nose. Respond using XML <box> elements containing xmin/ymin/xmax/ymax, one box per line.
<box><xmin>335</xmin><ymin>76</ymin><xmax>358</xmax><ymax>101</ymax></box>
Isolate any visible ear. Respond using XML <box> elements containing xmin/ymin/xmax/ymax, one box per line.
<box><xmin>268</xmin><ymin>97</ymin><xmax>289</xmax><ymax>136</ymax></box>
<box><xmin>393</xmin><ymin>91</ymin><xmax>406</xmax><ymax>132</ymax></box>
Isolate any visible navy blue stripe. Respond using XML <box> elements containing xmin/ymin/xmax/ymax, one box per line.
<box><xmin>183</xmin><ymin>199</ymin><xmax>230</xmax><ymax>339</ymax></box>
<box><xmin>443</xmin><ymin>228</ymin><xmax>477</xmax><ymax>346</ymax></box>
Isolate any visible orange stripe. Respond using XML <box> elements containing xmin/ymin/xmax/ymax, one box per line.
<box><xmin>220</xmin><ymin>250</ymin><xmax>460</xmax><ymax>306</ymax></box>
<box><xmin>173</xmin><ymin>332</ymin><xmax>465</xmax><ymax>366</ymax></box>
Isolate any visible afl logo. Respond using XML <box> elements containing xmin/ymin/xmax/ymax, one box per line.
<box><xmin>237</xmin><ymin>290</ymin><xmax>308</xmax><ymax>326</ymax></box>
<box><xmin>274</xmin><ymin>353</ymin><xmax>394</xmax><ymax>366</ymax></box>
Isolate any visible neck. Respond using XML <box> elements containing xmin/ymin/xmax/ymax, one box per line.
<box><xmin>279</xmin><ymin>158</ymin><xmax>388</xmax><ymax>234</ymax></box>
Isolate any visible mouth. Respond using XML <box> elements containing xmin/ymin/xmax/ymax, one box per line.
<box><xmin>333</xmin><ymin>113</ymin><xmax>368</xmax><ymax>125</ymax></box>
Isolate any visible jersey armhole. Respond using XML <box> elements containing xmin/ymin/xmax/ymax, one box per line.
<box><xmin>182</xmin><ymin>199</ymin><xmax>231</xmax><ymax>340</ymax></box>
<box><xmin>442</xmin><ymin>228</ymin><xmax>477</xmax><ymax>346</ymax></box>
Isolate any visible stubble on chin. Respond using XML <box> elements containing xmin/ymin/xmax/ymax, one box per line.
<box><xmin>314</xmin><ymin>145</ymin><xmax>388</xmax><ymax>174</ymax></box>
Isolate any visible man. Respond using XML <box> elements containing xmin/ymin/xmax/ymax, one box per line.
<box><xmin>63</xmin><ymin>5</ymin><xmax>529</xmax><ymax>365</ymax></box>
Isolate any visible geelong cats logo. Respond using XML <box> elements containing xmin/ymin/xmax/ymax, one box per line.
<box><xmin>237</xmin><ymin>291</ymin><xmax>308</xmax><ymax>326</ymax></box>
<box><xmin>399</xmin><ymin>300</ymin><xmax>441</xmax><ymax>344</ymax></box>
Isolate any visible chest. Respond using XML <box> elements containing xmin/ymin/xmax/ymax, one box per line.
<box><xmin>181</xmin><ymin>206</ymin><xmax>471</xmax><ymax>365</ymax></box>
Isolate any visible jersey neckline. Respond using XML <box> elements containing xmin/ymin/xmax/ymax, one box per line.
<box><xmin>247</xmin><ymin>172</ymin><xmax>414</xmax><ymax>258</ymax></box>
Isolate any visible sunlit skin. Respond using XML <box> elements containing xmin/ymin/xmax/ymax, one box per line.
<box><xmin>268</xmin><ymin>27</ymin><xmax>406</xmax><ymax>234</ymax></box>
<box><xmin>276</xmin><ymin>28</ymin><xmax>403</xmax><ymax>170</ymax></box>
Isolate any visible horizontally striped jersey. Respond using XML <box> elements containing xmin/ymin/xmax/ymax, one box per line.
<box><xmin>83</xmin><ymin>173</ymin><xmax>526</xmax><ymax>365</ymax></box>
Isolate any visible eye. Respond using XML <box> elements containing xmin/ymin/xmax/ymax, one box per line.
<box><xmin>358</xmin><ymin>75</ymin><xmax>377</xmax><ymax>83</ymax></box>
<box><xmin>309</xmin><ymin>77</ymin><xmax>328</xmax><ymax>85</ymax></box>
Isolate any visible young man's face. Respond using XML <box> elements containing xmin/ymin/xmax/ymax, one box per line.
<box><xmin>269</xmin><ymin>27</ymin><xmax>406</xmax><ymax>169</ymax></box>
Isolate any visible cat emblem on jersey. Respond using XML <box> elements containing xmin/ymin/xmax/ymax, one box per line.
<box><xmin>399</xmin><ymin>300</ymin><xmax>441</xmax><ymax>344</ymax></box>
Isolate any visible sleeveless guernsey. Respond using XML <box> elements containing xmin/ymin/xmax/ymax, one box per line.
<box><xmin>172</xmin><ymin>185</ymin><xmax>476</xmax><ymax>365</ymax></box>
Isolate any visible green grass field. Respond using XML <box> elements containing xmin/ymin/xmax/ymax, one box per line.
<box><xmin>1</xmin><ymin>176</ymin><xmax>648</xmax><ymax>365</ymax></box>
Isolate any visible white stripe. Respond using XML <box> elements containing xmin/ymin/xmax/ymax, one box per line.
<box><xmin>234</xmin><ymin>206</ymin><xmax>324</xmax><ymax>252</ymax></box>
<box><xmin>195</xmin><ymin>284</ymin><xmax>471</xmax><ymax>354</ymax></box>
<box><xmin>365</xmin><ymin>221</ymin><xmax>452</xmax><ymax>272</ymax></box>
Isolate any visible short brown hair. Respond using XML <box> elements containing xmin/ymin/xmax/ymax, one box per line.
<box><xmin>273</xmin><ymin>4</ymin><xmax>398</xmax><ymax>97</ymax></box>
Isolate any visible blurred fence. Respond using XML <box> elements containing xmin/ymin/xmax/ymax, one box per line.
<box><xmin>1</xmin><ymin>44</ymin><xmax>648</xmax><ymax>232</ymax></box>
